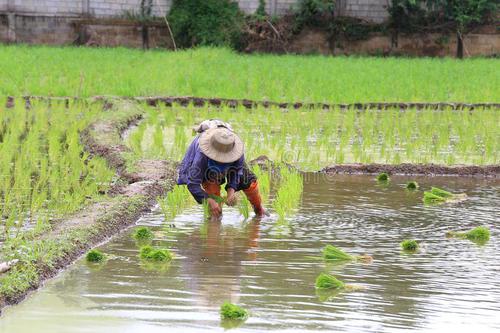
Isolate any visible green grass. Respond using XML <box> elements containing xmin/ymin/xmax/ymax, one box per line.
<box><xmin>139</xmin><ymin>245</ymin><xmax>173</xmax><ymax>262</ymax></box>
<box><xmin>1</xmin><ymin>46</ymin><xmax>498</xmax><ymax>102</ymax></box>
<box><xmin>401</xmin><ymin>239</ymin><xmax>419</xmax><ymax>251</ymax></box>
<box><xmin>315</xmin><ymin>273</ymin><xmax>346</xmax><ymax>290</ymax></box>
<box><xmin>86</xmin><ymin>249</ymin><xmax>105</xmax><ymax>263</ymax></box>
<box><xmin>127</xmin><ymin>105</ymin><xmax>499</xmax><ymax>170</ymax></box>
<box><xmin>220</xmin><ymin>302</ymin><xmax>248</xmax><ymax>320</ymax></box>
<box><xmin>423</xmin><ymin>187</ymin><xmax>460</xmax><ymax>204</ymax></box>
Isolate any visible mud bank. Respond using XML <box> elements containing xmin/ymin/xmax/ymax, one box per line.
<box><xmin>321</xmin><ymin>163</ymin><xmax>499</xmax><ymax>177</ymax></box>
<box><xmin>0</xmin><ymin>101</ymin><xmax>177</xmax><ymax>314</ymax></box>
<box><xmin>18</xmin><ymin>95</ymin><xmax>500</xmax><ymax>111</ymax></box>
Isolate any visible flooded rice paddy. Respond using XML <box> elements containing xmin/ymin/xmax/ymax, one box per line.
<box><xmin>1</xmin><ymin>174</ymin><xmax>499</xmax><ymax>332</ymax></box>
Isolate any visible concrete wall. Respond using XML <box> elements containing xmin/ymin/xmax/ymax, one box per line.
<box><xmin>0</xmin><ymin>0</ymin><xmax>389</xmax><ymax>22</ymax></box>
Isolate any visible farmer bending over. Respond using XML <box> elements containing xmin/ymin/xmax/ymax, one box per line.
<box><xmin>177</xmin><ymin>120</ymin><xmax>266</xmax><ymax>218</ymax></box>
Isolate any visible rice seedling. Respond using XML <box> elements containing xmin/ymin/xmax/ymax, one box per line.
<box><xmin>130</xmin><ymin>104</ymin><xmax>498</xmax><ymax>170</ymax></box>
<box><xmin>322</xmin><ymin>245</ymin><xmax>372</xmax><ymax>263</ymax></box>
<box><xmin>423</xmin><ymin>187</ymin><xmax>467</xmax><ymax>205</ymax></box>
<box><xmin>272</xmin><ymin>167</ymin><xmax>303</xmax><ymax>220</ymax></box>
<box><xmin>238</xmin><ymin>195</ymin><xmax>250</xmax><ymax>220</ymax></box>
<box><xmin>139</xmin><ymin>245</ymin><xmax>173</xmax><ymax>262</ymax></box>
<box><xmin>2</xmin><ymin>46</ymin><xmax>497</xmax><ymax>102</ymax></box>
<box><xmin>220</xmin><ymin>302</ymin><xmax>248</xmax><ymax>320</ymax></box>
<box><xmin>447</xmin><ymin>226</ymin><xmax>490</xmax><ymax>244</ymax></box>
<box><xmin>315</xmin><ymin>273</ymin><xmax>345</xmax><ymax>290</ymax></box>
<box><xmin>423</xmin><ymin>191</ymin><xmax>447</xmax><ymax>204</ymax></box>
<box><xmin>158</xmin><ymin>185</ymin><xmax>194</xmax><ymax>221</ymax></box>
<box><xmin>86</xmin><ymin>249</ymin><xmax>105</xmax><ymax>263</ymax></box>
<box><xmin>133</xmin><ymin>226</ymin><xmax>154</xmax><ymax>241</ymax></box>
<box><xmin>401</xmin><ymin>239</ymin><xmax>419</xmax><ymax>252</ymax></box>
<box><xmin>406</xmin><ymin>181</ymin><xmax>419</xmax><ymax>190</ymax></box>
<box><xmin>430</xmin><ymin>187</ymin><xmax>454</xmax><ymax>198</ymax></box>
<box><xmin>0</xmin><ymin>99</ymin><xmax>114</xmax><ymax>241</ymax></box>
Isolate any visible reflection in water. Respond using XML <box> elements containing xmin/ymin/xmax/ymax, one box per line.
<box><xmin>0</xmin><ymin>175</ymin><xmax>499</xmax><ymax>333</ymax></box>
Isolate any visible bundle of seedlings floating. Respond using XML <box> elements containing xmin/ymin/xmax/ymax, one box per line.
<box><xmin>315</xmin><ymin>273</ymin><xmax>345</xmax><ymax>290</ymax></box>
<box><xmin>400</xmin><ymin>239</ymin><xmax>419</xmax><ymax>252</ymax></box>
<box><xmin>133</xmin><ymin>226</ymin><xmax>154</xmax><ymax>241</ymax></box>
<box><xmin>220</xmin><ymin>302</ymin><xmax>248</xmax><ymax>320</ymax></box>
<box><xmin>376</xmin><ymin>172</ymin><xmax>390</xmax><ymax>182</ymax></box>
<box><xmin>86</xmin><ymin>249</ymin><xmax>105</xmax><ymax>263</ymax></box>
<box><xmin>139</xmin><ymin>245</ymin><xmax>173</xmax><ymax>262</ymax></box>
<box><xmin>423</xmin><ymin>187</ymin><xmax>467</xmax><ymax>204</ymax></box>
<box><xmin>315</xmin><ymin>273</ymin><xmax>363</xmax><ymax>292</ymax></box>
<box><xmin>406</xmin><ymin>181</ymin><xmax>419</xmax><ymax>190</ymax></box>
<box><xmin>447</xmin><ymin>226</ymin><xmax>490</xmax><ymax>244</ymax></box>
<box><xmin>322</xmin><ymin>245</ymin><xmax>372</xmax><ymax>263</ymax></box>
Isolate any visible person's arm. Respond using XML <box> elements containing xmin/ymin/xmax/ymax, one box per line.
<box><xmin>186</xmin><ymin>151</ymin><xmax>209</xmax><ymax>204</ymax></box>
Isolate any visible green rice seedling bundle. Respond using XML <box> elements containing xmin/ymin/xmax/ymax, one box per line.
<box><xmin>423</xmin><ymin>187</ymin><xmax>466</xmax><ymax>205</ymax></box>
<box><xmin>376</xmin><ymin>172</ymin><xmax>389</xmax><ymax>182</ymax></box>
<box><xmin>139</xmin><ymin>245</ymin><xmax>173</xmax><ymax>262</ymax></box>
<box><xmin>133</xmin><ymin>226</ymin><xmax>154</xmax><ymax>241</ymax></box>
<box><xmin>322</xmin><ymin>245</ymin><xmax>372</xmax><ymax>263</ymax></box>
<box><xmin>86</xmin><ymin>249</ymin><xmax>105</xmax><ymax>263</ymax></box>
<box><xmin>220</xmin><ymin>302</ymin><xmax>248</xmax><ymax>320</ymax></box>
<box><xmin>430</xmin><ymin>187</ymin><xmax>454</xmax><ymax>198</ymax></box>
<box><xmin>406</xmin><ymin>181</ymin><xmax>419</xmax><ymax>190</ymax></box>
<box><xmin>401</xmin><ymin>239</ymin><xmax>419</xmax><ymax>252</ymax></box>
<box><xmin>447</xmin><ymin>226</ymin><xmax>490</xmax><ymax>244</ymax></box>
<box><xmin>315</xmin><ymin>273</ymin><xmax>345</xmax><ymax>290</ymax></box>
<box><xmin>272</xmin><ymin>167</ymin><xmax>303</xmax><ymax>220</ymax></box>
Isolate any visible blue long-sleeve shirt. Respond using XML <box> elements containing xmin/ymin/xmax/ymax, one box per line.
<box><xmin>177</xmin><ymin>136</ymin><xmax>244</xmax><ymax>204</ymax></box>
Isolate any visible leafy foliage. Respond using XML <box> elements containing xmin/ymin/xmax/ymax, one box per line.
<box><xmin>168</xmin><ymin>0</ymin><xmax>245</xmax><ymax>48</ymax></box>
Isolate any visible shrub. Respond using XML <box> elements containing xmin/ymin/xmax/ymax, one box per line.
<box><xmin>315</xmin><ymin>273</ymin><xmax>345</xmax><ymax>289</ymax></box>
<box><xmin>86</xmin><ymin>249</ymin><xmax>105</xmax><ymax>263</ymax></box>
<box><xmin>293</xmin><ymin>0</ymin><xmax>335</xmax><ymax>32</ymax></box>
<box><xmin>168</xmin><ymin>0</ymin><xmax>245</xmax><ymax>49</ymax></box>
<box><xmin>220</xmin><ymin>302</ymin><xmax>248</xmax><ymax>320</ymax></box>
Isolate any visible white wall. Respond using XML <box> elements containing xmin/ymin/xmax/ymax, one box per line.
<box><xmin>0</xmin><ymin>0</ymin><xmax>389</xmax><ymax>23</ymax></box>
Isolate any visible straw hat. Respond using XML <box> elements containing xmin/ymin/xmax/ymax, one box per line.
<box><xmin>199</xmin><ymin>127</ymin><xmax>244</xmax><ymax>163</ymax></box>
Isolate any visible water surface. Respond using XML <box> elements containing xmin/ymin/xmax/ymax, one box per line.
<box><xmin>1</xmin><ymin>175</ymin><xmax>499</xmax><ymax>332</ymax></box>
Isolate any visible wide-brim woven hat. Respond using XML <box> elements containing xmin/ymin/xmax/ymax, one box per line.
<box><xmin>199</xmin><ymin>127</ymin><xmax>244</xmax><ymax>163</ymax></box>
